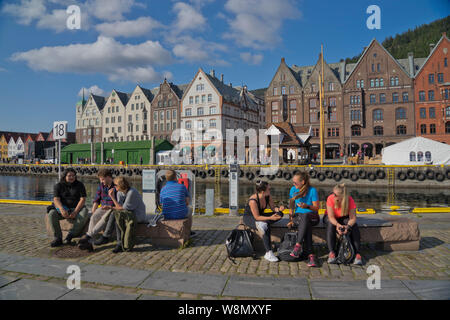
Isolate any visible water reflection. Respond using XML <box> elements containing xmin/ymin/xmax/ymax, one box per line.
<box><xmin>0</xmin><ymin>175</ymin><xmax>449</xmax><ymax>213</ymax></box>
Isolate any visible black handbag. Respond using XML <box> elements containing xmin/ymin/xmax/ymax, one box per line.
<box><xmin>278</xmin><ymin>232</ymin><xmax>302</xmax><ymax>262</ymax></box>
<box><xmin>336</xmin><ymin>233</ymin><xmax>356</xmax><ymax>265</ymax></box>
<box><xmin>225</xmin><ymin>224</ymin><xmax>255</xmax><ymax>263</ymax></box>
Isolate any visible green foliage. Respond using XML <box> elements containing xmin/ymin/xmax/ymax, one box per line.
<box><xmin>346</xmin><ymin>15</ymin><xmax>450</xmax><ymax>63</ymax></box>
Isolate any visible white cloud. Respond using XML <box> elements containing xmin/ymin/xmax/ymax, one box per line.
<box><xmin>2</xmin><ymin>0</ymin><xmax>46</xmax><ymax>25</ymax></box>
<box><xmin>172</xmin><ymin>2</ymin><xmax>206</xmax><ymax>34</ymax></box>
<box><xmin>171</xmin><ymin>36</ymin><xmax>228</xmax><ymax>66</ymax></box>
<box><xmin>85</xmin><ymin>0</ymin><xmax>138</xmax><ymax>22</ymax></box>
<box><xmin>78</xmin><ymin>85</ymin><xmax>105</xmax><ymax>97</ymax></box>
<box><xmin>223</xmin><ymin>0</ymin><xmax>300</xmax><ymax>49</ymax></box>
<box><xmin>11</xmin><ymin>36</ymin><xmax>173</xmax><ymax>83</ymax></box>
<box><xmin>95</xmin><ymin>17</ymin><xmax>163</xmax><ymax>38</ymax></box>
<box><xmin>0</xmin><ymin>67</ymin><xmax>7</xmax><ymax>72</ymax></box>
<box><xmin>240</xmin><ymin>52</ymin><xmax>263</xmax><ymax>65</ymax></box>
<box><xmin>189</xmin><ymin>0</ymin><xmax>214</xmax><ymax>8</ymax></box>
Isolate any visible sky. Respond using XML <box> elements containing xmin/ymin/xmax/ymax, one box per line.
<box><xmin>0</xmin><ymin>0</ymin><xmax>449</xmax><ymax>133</ymax></box>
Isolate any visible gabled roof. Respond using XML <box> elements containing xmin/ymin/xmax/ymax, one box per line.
<box><xmin>138</xmin><ymin>86</ymin><xmax>156</xmax><ymax>102</ymax></box>
<box><xmin>344</xmin><ymin>38</ymin><xmax>414</xmax><ymax>83</ymax></box>
<box><xmin>115</xmin><ymin>90</ymin><xmax>130</xmax><ymax>106</ymax></box>
<box><xmin>170</xmin><ymin>83</ymin><xmax>189</xmax><ymax>100</ymax></box>
<box><xmin>91</xmin><ymin>94</ymin><xmax>106</xmax><ymax>110</ymax></box>
<box><xmin>205</xmin><ymin>72</ymin><xmax>241</xmax><ymax>104</ymax></box>
<box><xmin>300</xmin><ymin>54</ymin><xmax>342</xmax><ymax>89</ymax></box>
<box><xmin>265</xmin><ymin>122</ymin><xmax>309</xmax><ymax>147</ymax></box>
<box><xmin>414</xmin><ymin>34</ymin><xmax>450</xmax><ymax>78</ymax></box>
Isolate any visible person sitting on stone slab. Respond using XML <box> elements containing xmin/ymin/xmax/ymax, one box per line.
<box><xmin>107</xmin><ymin>177</ymin><xmax>146</xmax><ymax>253</ymax></box>
<box><xmin>324</xmin><ymin>183</ymin><xmax>363</xmax><ymax>266</ymax></box>
<box><xmin>159</xmin><ymin>170</ymin><xmax>191</xmax><ymax>220</ymax></box>
<box><xmin>47</xmin><ymin>168</ymin><xmax>89</xmax><ymax>247</ymax></box>
<box><xmin>243</xmin><ymin>180</ymin><xmax>284</xmax><ymax>262</ymax></box>
<box><xmin>78</xmin><ymin>168</ymin><xmax>117</xmax><ymax>251</ymax></box>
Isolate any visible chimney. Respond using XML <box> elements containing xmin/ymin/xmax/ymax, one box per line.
<box><xmin>429</xmin><ymin>43</ymin><xmax>435</xmax><ymax>53</ymax></box>
<box><xmin>281</xmin><ymin>57</ymin><xmax>285</xmax><ymax>63</ymax></box>
<box><xmin>210</xmin><ymin>69</ymin><xmax>215</xmax><ymax>78</ymax></box>
<box><xmin>408</xmin><ymin>52</ymin><xmax>414</xmax><ymax>77</ymax></box>
<box><xmin>221</xmin><ymin>74</ymin><xmax>224</xmax><ymax>83</ymax></box>
<box><xmin>443</xmin><ymin>32</ymin><xmax>447</xmax><ymax>37</ymax></box>
<box><xmin>340</xmin><ymin>60</ymin><xmax>346</xmax><ymax>83</ymax></box>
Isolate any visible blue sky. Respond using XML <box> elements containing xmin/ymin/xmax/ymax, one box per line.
<box><xmin>0</xmin><ymin>0</ymin><xmax>449</xmax><ymax>133</ymax></box>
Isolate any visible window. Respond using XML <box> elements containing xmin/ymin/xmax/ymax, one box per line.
<box><xmin>105</xmin><ymin>128</ymin><xmax>109</xmax><ymax>134</ymax></box>
<box><xmin>173</xmin><ymin>123</ymin><xmax>176</xmax><ymax>130</ymax></box>
<box><xmin>309</xmin><ymin>111</ymin><xmax>318</xmax><ymax>123</ymax></box>
<box><xmin>419</xmin><ymin>91</ymin><xmax>425</xmax><ymax>101</ymax></box>
<box><xmin>428</xmin><ymin>74</ymin><xmax>434</xmax><ymax>84</ymax></box>
<box><xmin>444</xmin><ymin>89</ymin><xmax>449</xmax><ymax>100</ymax></box>
<box><xmin>289</xmin><ymin>86</ymin><xmax>295</xmax><ymax>94</ymax></box>
<box><xmin>395</xmin><ymin>77</ymin><xmax>399</xmax><ymax>86</ymax></box>
<box><xmin>374</xmin><ymin>126</ymin><xmax>383</xmax><ymax>136</ymax></box>
<box><xmin>351</xmin><ymin>110</ymin><xmax>361</xmax><ymax>121</ymax></box>
<box><xmin>371</xmin><ymin>64</ymin><xmax>375</xmax><ymax>72</ymax></box>
<box><xmin>210</xmin><ymin>106</ymin><xmax>216</xmax><ymax>114</ymax></box>
<box><xmin>185</xmin><ymin>121</ymin><xmax>192</xmax><ymax>129</ymax></box>
<box><xmin>356</xmin><ymin>80</ymin><xmax>360</xmax><ymax>88</ymax></box>
<box><xmin>370</xmin><ymin>94</ymin><xmax>376</xmax><ymax>104</ymax></box>
<box><xmin>281</xmin><ymin>86</ymin><xmax>286</xmax><ymax>95</ymax></box>
<box><xmin>428</xmin><ymin>90</ymin><xmax>434</xmax><ymax>101</ymax></box>
<box><xmin>167</xmin><ymin>123</ymin><xmax>170</xmax><ymax>131</ymax></box>
<box><xmin>402</xmin><ymin>92</ymin><xmax>408</xmax><ymax>102</ymax></box>
<box><xmin>375</xmin><ymin>78</ymin><xmax>379</xmax><ymax>87</ymax></box>
<box><xmin>197</xmin><ymin>120</ymin><xmax>204</xmax><ymax>129</ymax></box>
<box><xmin>438</xmin><ymin>73</ymin><xmax>444</xmax><ymax>83</ymax></box>
<box><xmin>417</xmin><ymin>151</ymin><xmax>424</xmax><ymax>162</ymax></box>
<box><xmin>430</xmin><ymin>124</ymin><xmax>436</xmax><ymax>134</ymax></box>
<box><xmin>380</xmin><ymin>78</ymin><xmax>384</xmax><ymax>87</ymax></box>
<box><xmin>380</xmin><ymin>93</ymin><xmax>386</xmax><ymax>103</ymax></box>
<box><xmin>197</xmin><ymin>107</ymin><xmax>204</xmax><ymax>116</ymax></box>
<box><xmin>271</xmin><ymin>101</ymin><xmax>279</xmax><ymax>110</ymax></box>
<box><xmin>425</xmin><ymin>151</ymin><xmax>432</xmax><ymax>162</ymax></box>
<box><xmin>128</xmin><ymin>115</ymin><xmax>132</xmax><ymax>121</ymax></box>
<box><xmin>377</xmin><ymin>63</ymin><xmax>380</xmax><ymax>72</ymax></box>
<box><xmin>420</xmin><ymin>124</ymin><xmax>427</xmax><ymax>134</ymax></box>
<box><xmin>273</xmin><ymin>87</ymin><xmax>278</xmax><ymax>96</ymax></box>
<box><xmin>106</xmin><ymin>117</ymin><xmax>109</xmax><ymax>124</ymax></box>
<box><xmin>136</xmin><ymin>114</ymin><xmax>139</xmax><ymax>121</ymax></box>
<box><xmin>209</xmin><ymin>119</ymin><xmax>216</xmax><ymax>128</ymax></box>
<box><xmin>396</xmin><ymin>107</ymin><xmax>406</xmax><ymax>120</ymax></box>
<box><xmin>370</xmin><ymin>79</ymin><xmax>374</xmax><ymax>87</ymax></box>
<box><xmin>118</xmin><ymin>127</ymin><xmax>121</xmax><ymax>133</ymax></box>
<box><xmin>166</xmin><ymin>110</ymin><xmax>171</xmax><ymax>119</ymax></box>
<box><xmin>396</xmin><ymin>125</ymin><xmax>406</xmax><ymax>135</ymax></box>
<box><xmin>446</xmin><ymin>106</ymin><xmax>450</xmax><ymax>118</ymax></box>
<box><xmin>409</xmin><ymin>152</ymin><xmax>416</xmax><ymax>162</ymax></box>
<box><xmin>351</xmin><ymin>125</ymin><xmax>361</xmax><ymax>136</ymax></box>
<box><xmin>429</xmin><ymin>107</ymin><xmax>435</xmax><ymax>119</ymax></box>
<box><xmin>201</xmin><ymin>95</ymin><xmax>206</xmax><ymax>103</ymax></box>
<box><xmin>189</xmin><ymin>96</ymin><xmax>193</xmax><ymax>104</ymax></box>
<box><xmin>328</xmin><ymin>82</ymin><xmax>334</xmax><ymax>91</ymax></box>
<box><xmin>329</xmin><ymin>97</ymin><xmax>336</xmax><ymax>106</ymax></box>
<box><xmin>158</xmin><ymin>101</ymin><xmax>162</xmax><ymax>107</ymax></box>
<box><xmin>373</xmin><ymin>109</ymin><xmax>383</xmax><ymax>121</ymax></box>
<box><xmin>327</xmin><ymin>128</ymin><xmax>339</xmax><ymax>137</ymax></box>
<box><xmin>445</xmin><ymin>58</ymin><xmax>448</xmax><ymax>67</ymax></box>
<box><xmin>153</xmin><ymin>112</ymin><xmax>158</xmax><ymax>121</ymax></box>
<box><xmin>163</xmin><ymin>101</ymin><xmax>167</xmax><ymax>107</ymax></box>
<box><xmin>195</xmin><ymin>96</ymin><xmax>199</xmax><ymax>104</ymax></box>
<box><xmin>136</xmin><ymin>125</ymin><xmax>139</xmax><ymax>132</ymax></box>
<box><xmin>329</xmin><ymin>109</ymin><xmax>337</xmax><ymax>122</ymax></box>
<box><xmin>420</xmin><ymin>108</ymin><xmax>426</xmax><ymax>119</ymax></box>
<box><xmin>446</xmin><ymin>121</ymin><xmax>450</xmax><ymax>133</ymax></box>
<box><xmin>360</xmin><ymin>80</ymin><xmax>364</xmax><ymax>88</ymax></box>
<box><xmin>309</xmin><ymin>99</ymin><xmax>317</xmax><ymax>108</ymax></box>
<box><xmin>173</xmin><ymin>110</ymin><xmax>177</xmax><ymax>119</ymax></box>
<box><xmin>160</xmin><ymin>111</ymin><xmax>164</xmax><ymax>120</ymax></box>
<box><xmin>185</xmin><ymin>108</ymin><xmax>192</xmax><ymax>116</ymax></box>
<box><xmin>118</xmin><ymin>116</ymin><xmax>121</xmax><ymax>122</ymax></box>
<box><xmin>154</xmin><ymin>124</ymin><xmax>158</xmax><ymax>131</ymax></box>
<box><xmin>208</xmin><ymin>94</ymin><xmax>212</xmax><ymax>102</ymax></box>
<box><xmin>393</xmin><ymin>92</ymin><xmax>399</xmax><ymax>103</ymax></box>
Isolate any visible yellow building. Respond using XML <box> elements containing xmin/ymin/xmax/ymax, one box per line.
<box><xmin>0</xmin><ymin>134</ymin><xmax>9</xmax><ymax>161</ymax></box>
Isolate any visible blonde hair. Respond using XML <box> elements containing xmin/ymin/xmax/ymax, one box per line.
<box><xmin>333</xmin><ymin>183</ymin><xmax>349</xmax><ymax>217</ymax></box>
<box><xmin>289</xmin><ymin>171</ymin><xmax>311</xmax><ymax>211</ymax></box>
<box><xmin>114</xmin><ymin>177</ymin><xmax>130</xmax><ymax>191</ymax></box>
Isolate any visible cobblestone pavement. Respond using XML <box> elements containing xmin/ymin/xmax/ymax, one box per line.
<box><xmin>0</xmin><ymin>204</ymin><xmax>449</xmax><ymax>284</ymax></box>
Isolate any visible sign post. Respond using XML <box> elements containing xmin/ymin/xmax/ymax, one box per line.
<box><xmin>229</xmin><ymin>164</ymin><xmax>239</xmax><ymax>216</ymax></box>
<box><xmin>142</xmin><ymin>169</ymin><xmax>157</xmax><ymax>214</ymax></box>
<box><xmin>53</xmin><ymin>121</ymin><xmax>68</xmax><ymax>180</ymax></box>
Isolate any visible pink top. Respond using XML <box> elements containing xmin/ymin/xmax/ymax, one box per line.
<box><xmin>325</xmin><ymin>194</ymin><xmax>356</xmax><ymax>218</ymax></box>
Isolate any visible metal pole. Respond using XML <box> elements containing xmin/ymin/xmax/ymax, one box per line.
<box><xmin>58</xmin><ymin>140</ymin><xmax>61</xmax><ymax>181</ymax></box>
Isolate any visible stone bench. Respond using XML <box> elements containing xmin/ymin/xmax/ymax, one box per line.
<box><xmin>239</xmin><ymin>215</ymin><xmax>420</xmax><ymax>252</ymax></box>
<box><xmin>45</xmin><ymin>213</ymin><xmax>193</xmax><ymax>248</ymax></box>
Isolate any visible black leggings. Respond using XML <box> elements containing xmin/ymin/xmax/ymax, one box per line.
<box><xmin>323</xmin><ymin>215</ymin><xmax>361</xmax><ymax>254</ymax></box>
<box><xmin>294</xmin><ymin>212</ymin><xmax>320</xmax><ymax>255</ymax></box>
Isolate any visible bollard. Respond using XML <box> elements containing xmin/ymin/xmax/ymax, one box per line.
<box><xmin>205</xmin><ymin>189</ymin><xmax>214</xmax><ymax>216</ymax></box>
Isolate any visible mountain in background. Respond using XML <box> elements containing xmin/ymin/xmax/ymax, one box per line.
<box><xmin>346</xmin><ymin>15</ymin><xmax>450</xmax><ymax>63</ymax></box>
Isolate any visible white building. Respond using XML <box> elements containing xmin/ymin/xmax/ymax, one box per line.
<box><xmin>102</xmin><ymin>90</ymin><xmax>130</xmax><ymax>142</ymax></box>
<box><xmin>76</xmin><ymin>94</ymin><xmax>105</xmax><ymax>144</ymax></box>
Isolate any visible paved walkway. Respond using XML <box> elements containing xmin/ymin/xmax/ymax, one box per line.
<box><xmin>0</xmin><ymin>204</ymin><xmax>449</xmax><ymax>299</ymax></box>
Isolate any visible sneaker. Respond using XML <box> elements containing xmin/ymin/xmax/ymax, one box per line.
<box><xmin>63</xmin><ymin>233</ymin><xmax>74</xmax><ymax>245</ymax></box>
<box><xmin>78</xmin><ymin>241</ymin><xmax>94</xmax><ymax>252</ymax></box>
<box><xmin>50</xmin><ymin>237</ymin><xmax>63</xmax><ymax>247</ymax></box>
<box><xmin>327</xmin><ymin>251</ymin><xmax>337</xmax><ymax>264</ymax></box>
<box><xmin>307</xmin><ymin>254</ymin><xmax>317</xmax><ymax>267</ymax></box>
<box><xmin>78</xmin><ymin>235</ymin><xmax>90</xmax><ymax>245</ymax></box>
<box><xmin>94</xmin><ymin>236</ymin><xmax>109</xmax><ymax>246</ymax></box>
<box><xmin>112</xmin><ymin>245</ymin><xmax>122</xmax><ymax>254</ymax></box>
<box><xmin>264</xmin><ymin>250</ymin><xmax>279</xmax><ymax>262</ymax></box>
<box><xmin>353</xmin><ymin>254</ymin><xmax>363</xmax><ymax>266</ymax></box>
<box><xmin>290</xmin><ymin>243</ymin><xmax>302</xmax><ymax>258</ymax></box>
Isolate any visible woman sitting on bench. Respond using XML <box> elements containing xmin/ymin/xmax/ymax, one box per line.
<box><xmin>243</xmin><ymin>181</ymin><xmax>284</xmax><ymax>262</ymax></box>
<box><xmin>323</xmin><ymin>184</ymin><xmax>363</xmax><ymax>266</ymax></box>
<box><xmin>288</xmin><ymin>172</ymin><xmax>320</xmax><ymax>267</ymax></box>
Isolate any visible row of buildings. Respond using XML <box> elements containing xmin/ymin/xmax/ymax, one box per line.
<box><xmin>0</xmin><ymin>131</ymin><xmax>75</xmax><ymax>162</ymax></box>
<box><xmin>74</xmin><ymin>34</ymin><xmax>450</xmax><ymax>163</ymax></box>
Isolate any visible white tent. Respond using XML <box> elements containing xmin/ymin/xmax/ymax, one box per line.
<box><xmin>381</xmin><ymin>137</ymin><xmax>450</xmax><ymax>165</ymax></box>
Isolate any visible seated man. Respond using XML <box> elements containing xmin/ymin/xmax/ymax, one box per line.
<box><xmin>78</xmin><ymin>168</ymin><xmax>117</xmax><ymax>250</ymax></box>
<box><xmin>159</xmin><ymin>170</ymin><xmax>190</xmax><ymax>220</ymax></box>
<box><xmin>47</xmin><ymin>168</ymin><xmax>89</xmax><ymax>247</ymax></box>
